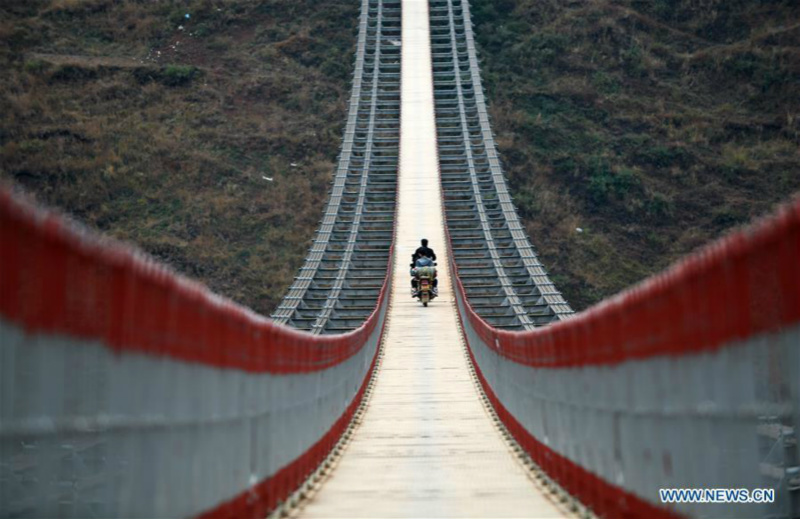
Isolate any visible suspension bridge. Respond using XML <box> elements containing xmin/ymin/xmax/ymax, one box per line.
<box><xmin>1</xmin><ymin>0</ymin><xmax>799</xmax><ymax>518</ymax></box>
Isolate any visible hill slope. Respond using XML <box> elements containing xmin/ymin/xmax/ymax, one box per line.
<box><xmin>1</xmin><ymin>0</ymin><xmax>357</xmax><ymax>316</ymax></box>
<box><xmin>472</xmin><ymin>0</ymin><xmax>800</xmax><ymax>310</ymax></box>
<box><xmin>2</xmin><ymin>0</ymin><xmax>798</xmax><ymax>316</ymax></box>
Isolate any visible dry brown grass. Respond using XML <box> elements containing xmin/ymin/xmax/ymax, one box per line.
<box><xmin>473</xmin><ymin>0</ymin><xmax>800</xmax><ymax>309</ymax></box>
<box><xmin>0</xmin><ymin>0</ymin><xmax>358</xmax><ymax>315</ymax></box>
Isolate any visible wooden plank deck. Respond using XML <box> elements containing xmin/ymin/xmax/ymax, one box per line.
<box><xmin>298</xmin><ymin>1</ymin><xmax>569</xmax><ymax>516</ymax></box>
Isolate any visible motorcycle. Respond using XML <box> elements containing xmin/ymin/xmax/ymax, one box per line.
<box><xmin>411</xmin><ymin>260</ymin><xmax>437</xmax><ymax>307</ymax></box>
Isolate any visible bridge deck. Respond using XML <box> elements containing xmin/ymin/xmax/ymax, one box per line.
<box><xmin>298</xmin><ymin>1</ymin><xmax>567</xmax><ymax>517</ymax></box>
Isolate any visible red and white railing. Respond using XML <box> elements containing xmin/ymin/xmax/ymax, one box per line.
<box><xmin>0</xmin><ymin>188</ymin><xmax>392</xmax><ymax>518</ymax></box>
<box><xmin>3</xmin><ymin>183</ymin><xmax>799</xmax><ymax>519</ymax></box>
<box><xmin>448</xmin><ymin>198</ymin><xmax>800</xmax><ymax>519</ymax></box>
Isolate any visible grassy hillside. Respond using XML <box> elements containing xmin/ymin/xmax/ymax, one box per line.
<box><xmin>3</xmin><ymin>0</ymin><xmax>798</xmax><ymax>317</ymax></box>
<box><xmin>0</xmin><ymin>0</ymin><xmax>357</xmax><ymax>316</ymax></box>
<box><xmin>472</xmin><ymin>0</ymin><xmax>800</xmax><ymax>310</ymax></box>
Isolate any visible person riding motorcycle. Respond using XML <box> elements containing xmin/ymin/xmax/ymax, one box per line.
<box><xmin>412</xmin><ymin>238</ymin><xmax>436</xmax><ymax>264</ymax></box>
<box><xmin>410</xmin><ymin>239</ymin><xmax>438</xmax><ymax>297</ymax></box>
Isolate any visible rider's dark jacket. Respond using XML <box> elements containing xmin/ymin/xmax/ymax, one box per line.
<box><xmin>412</xmin><ymin>246</ymin><xmax>436</xmax><ymax>264</ymax></box>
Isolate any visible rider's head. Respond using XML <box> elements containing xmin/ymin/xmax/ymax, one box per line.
<box><xmin>421</xmin><ymin>238</ymin><xmax>428</xmax><ymax>247</ymax></box>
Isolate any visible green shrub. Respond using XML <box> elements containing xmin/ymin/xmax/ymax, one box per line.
<box><xmin>514</xmin><ymin>189</ymin><xmax>539</xmax><ymax>219</ymax></box>
<box><xmin>50</xmin><ymin>64</ymin><xmax>97</xmax><ymax>82</ymax></box>
<box><xmin>519</xmin><ymin>32</ymin><xmax>569</xmax><ymax>66</ymax></box>
<box><xmin>161</xmin><ymin>65</ymin><xmax>198</xmax><ymax>86</ymax></box>
<box><xmin>18</xmin><ymin>139</ymin><xmax>45</xmax><ymax>153</ymax></box>
<box><xmin>586</xmin><ymin>158</ymin><xmax>639</xmax><ymax>205</ymax></box>
<box><xmin>758</xmin><ymin>60</ymin><xmax>790</xmax><ymax>92</ymax></box>
<box><xmin>712</xmin><ymin>207</ymin><xmax>748</xmax><ymax>227</ymax></box>
<box><xmin>622</xmin><ymin>43</ymin><xmax>647</xmax><ymax>78</ymax></box>
<box><xmin>635</xmin><ymin>145</ymin><xmax>690</xmax><ymax>168</ymax></box>
<box><xmin>321</xmin><ymin>57</ymin><xmax>348</xmax><ymax>81</ymax></box>
<box><xmin>193</xmin><ymin>23</ymin><xmax>212</xmax><ymax>38</ymax></box>
<box><xmin>646</xmin><ymin>192</ymin><xmax>673</xmax><ymax>218</ymax></box>
<box><xmin>24</xmin><ymin>59</ymin><xmax>48</xmax><ymax>74</ymax></box>
<box><xmin>723</xmin><ymin>52</ymin><xmax>758</xmax><ymax>78</ymax></box>
<box><xmin>592</xmin><ymin>71</ymin><xmax>620</xmax><ymax>95</ymax></box>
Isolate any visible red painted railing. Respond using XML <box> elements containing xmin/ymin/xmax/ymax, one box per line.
<box><xmin>447</xmin><ymin>196</ymin><xmax>800</xmax><ymax>519</ymax></box>
<box><xmin>453</xmin><ymin>197</ymin><xmax>800</xmax><ymax>367</ymax></box>
<box><xmin>0</xmin><ymin>186</ymin><xmax>393</xmax><ymax>518</ymax></box>
<box><xmin>0</xmin><ymin>187</ymin><xmax>391</xmax><ymax>375</ymax></box>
